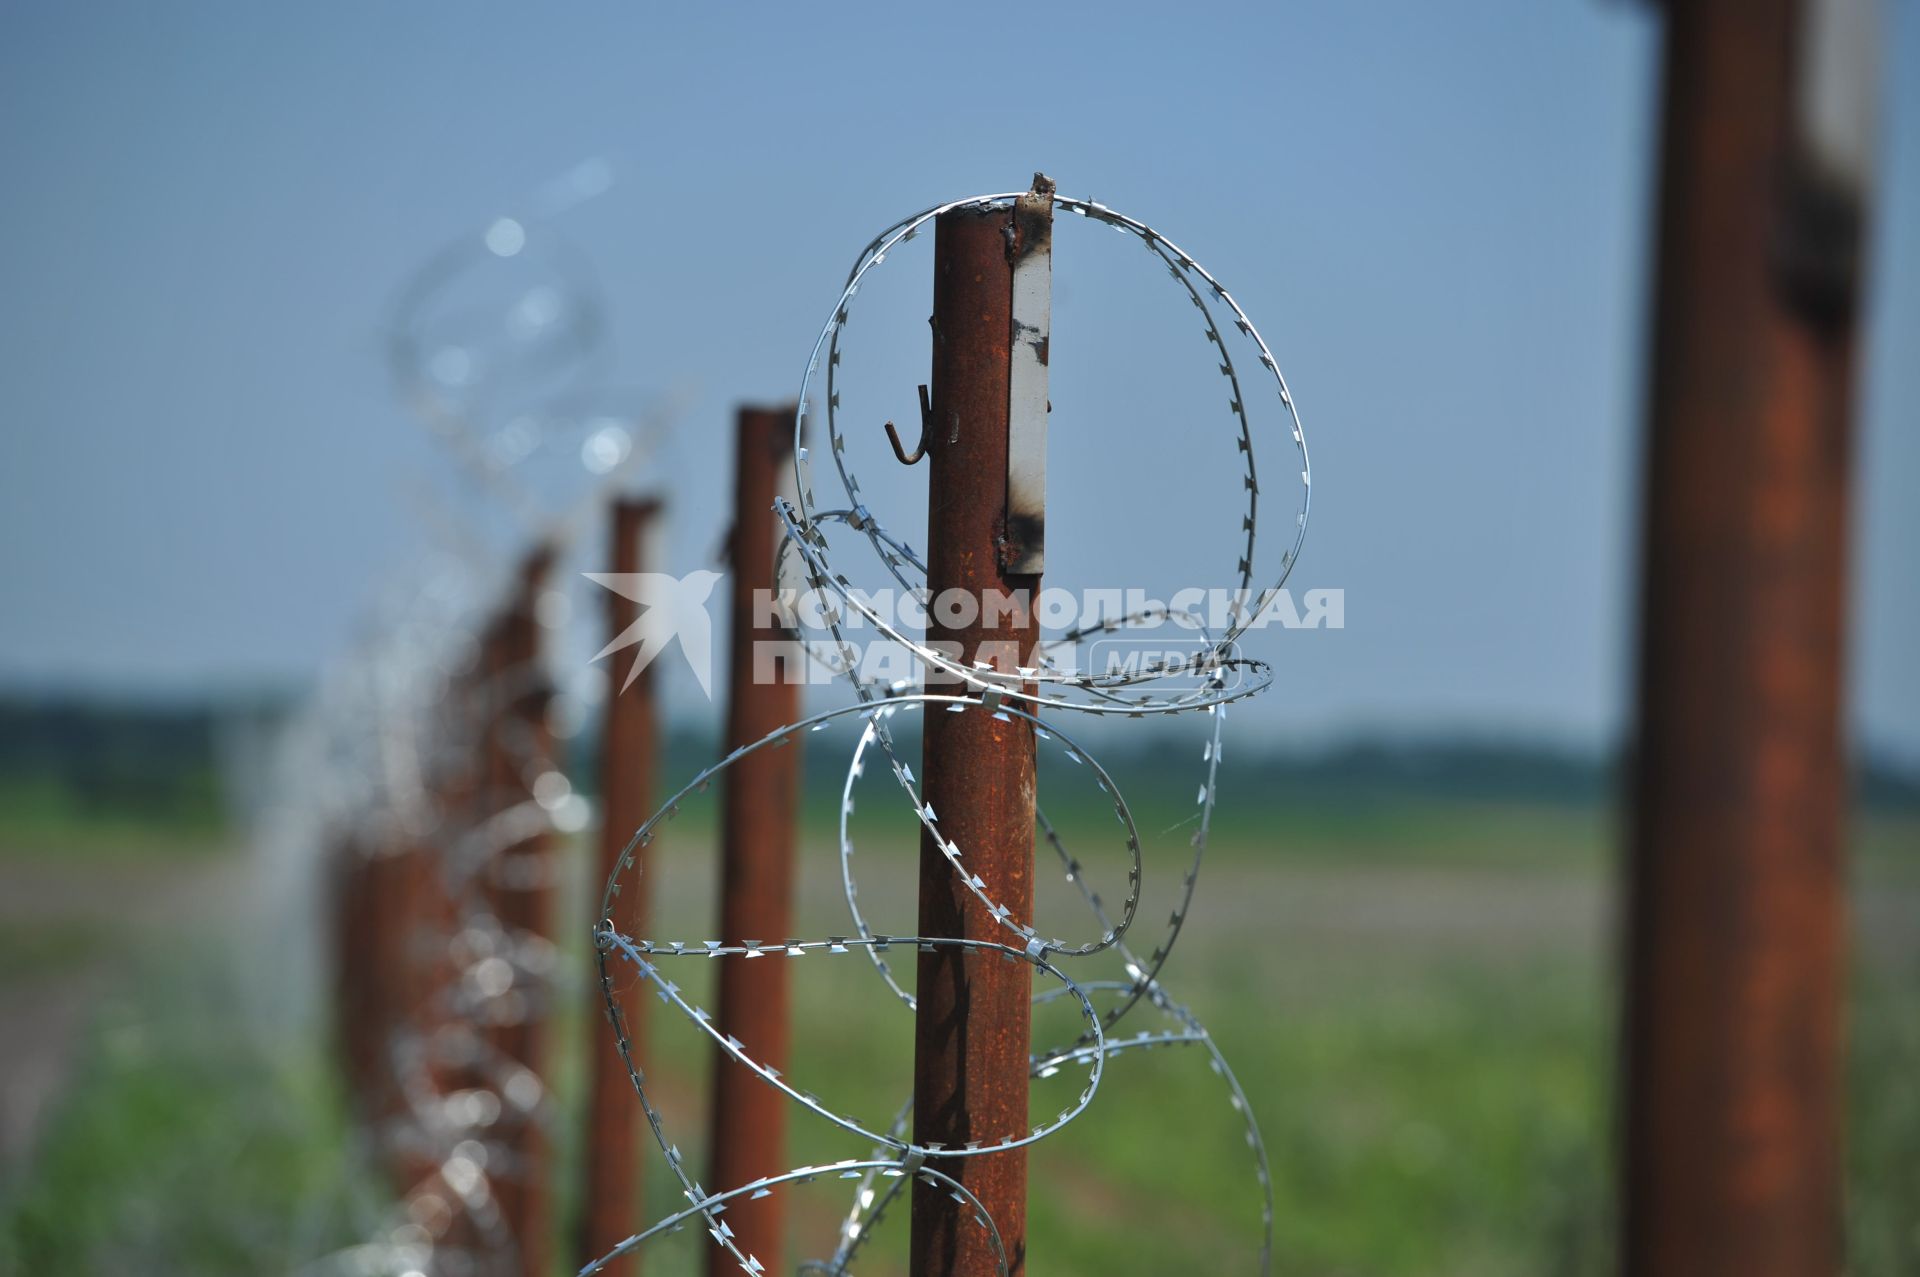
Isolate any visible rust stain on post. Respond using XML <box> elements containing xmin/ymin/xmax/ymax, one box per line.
<box><xmin>580</xmin><ymin>496</ymin><xmax>664</xmax><ymax>1277</ymax></box>
<box><xmin>910</xmin><ymin>201</ymin><xmax>1039</xmax><ymax>1277</ymax></box>
<box><xmin>1622</xmin><ymin>2</ymin><xmax>1870</xmax><ymax>1275</ymax></box>
<box><xmin>706</xmin><ymin>406</ymin><xmax>802</xmax><ymax>1276</ymax></box>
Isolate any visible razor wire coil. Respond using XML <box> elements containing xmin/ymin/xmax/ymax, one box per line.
<box><xmin>587</xmin><ymin>189</ymin><xmax>1310</xmax><ymax>1277</ymax></box>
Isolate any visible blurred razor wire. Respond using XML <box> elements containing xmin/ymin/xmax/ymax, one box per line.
<box><xmin>276</xmin><ymin>159</ymin><xmax>683</xmax><ymax>1277</ymax></box>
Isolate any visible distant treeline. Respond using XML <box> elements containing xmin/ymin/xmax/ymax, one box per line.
<box><xmin>2</xmin><ymin>692</ymin><xmax>1914</xmax><ymax>838</ymax></box>
<box><xmin>621</xmin><ymin>721</ymin><xmax>1920</xmax><ymax>815</ymax></box>
<box><xmin>0</xmin><ymin>691</ymin><xmax>283</xmax><ymax>833</ymax></box>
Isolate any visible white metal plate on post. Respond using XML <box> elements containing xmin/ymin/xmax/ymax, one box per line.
<box><xmin>1006</xmin><ymin>179</ymin><xmax>1053</xmax><ymax>577</ymax></box>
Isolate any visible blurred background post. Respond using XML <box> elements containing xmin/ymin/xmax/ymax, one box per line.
<box><xmin>1623</xmin><ymin>2</ymin><xmax>1878</xmax><ymax>1275</ymax></box>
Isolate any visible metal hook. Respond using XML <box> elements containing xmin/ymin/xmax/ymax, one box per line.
<box><xmin>884</xmin><ymin>385</ymin><xmax>934</xmax><ymax>465</ymax></box>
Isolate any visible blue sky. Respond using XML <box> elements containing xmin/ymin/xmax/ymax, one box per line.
<box><xmin>1</xmin><ymin>2</ymin><xmax>1914</xmax><ymax>756</ymax></box>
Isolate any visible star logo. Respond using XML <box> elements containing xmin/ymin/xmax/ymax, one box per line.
<box><xmin>583</xmin><ymin>570</ymin><xmax>725</xmax><ymax>698</ymax></box>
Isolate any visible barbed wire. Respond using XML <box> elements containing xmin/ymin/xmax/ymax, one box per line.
<box><xmin>297</xmin><ymin>166</ymin><xmax>661</xmax><ymax>1277</ymax></box>
<box><xmin>587</xmin><ymin>189</ymin><xmax>1310</xmax><ymax>1275</ymax></box>
<box><xmin>294</xmin><ymin>616</ymin><xmax>578</xmax><ymax>1277</ymax></box>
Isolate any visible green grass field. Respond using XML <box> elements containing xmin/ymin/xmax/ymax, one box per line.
<box><xmin>1</xmin><ymin>793</ymin><xmax>1914</xmax><ymax>1276</ymax></box>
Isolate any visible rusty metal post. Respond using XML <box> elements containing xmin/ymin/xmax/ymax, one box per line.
<box><xmin>336</xmin><ymin>833</ymin><xmax>421</xmax><ymax>1163</ymax></box>
<box><xmin>705</xmin><ymin>406</ymin><xmax>802</xmax><ymax>1276</ymax></box>
<box><xmin>484</xmin><ymin>546</ymin><xmax>559</xmax><ymax>1277</ymax></box>
<box><xmin>387</xmin><ymin>831</ymin><xmax>460</xmax><ymax>1196</ymax></box>
<box><xmin>580</xmin><ymin>497</ymin><xmax>664</xmax><ymax>1276</ymax></box>
<box><xmin>331</xmin><ymin>835</ymin><xmax>378</xmax><ymax>1118</ymax></box>
<box><xmin>1622</xmin><ymin>3</ymin><xmax>1875</xmax><ymax>1276</ymax></box>
<box><xmin>363</xmin><ymin>840</ymin><xmax>416</xmax><ymax>1173</ymax></box>
<box><xmin>909</xmin><ymin>182</ymin><xmax>1050</xmax><ymax>1277</ymax></box>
